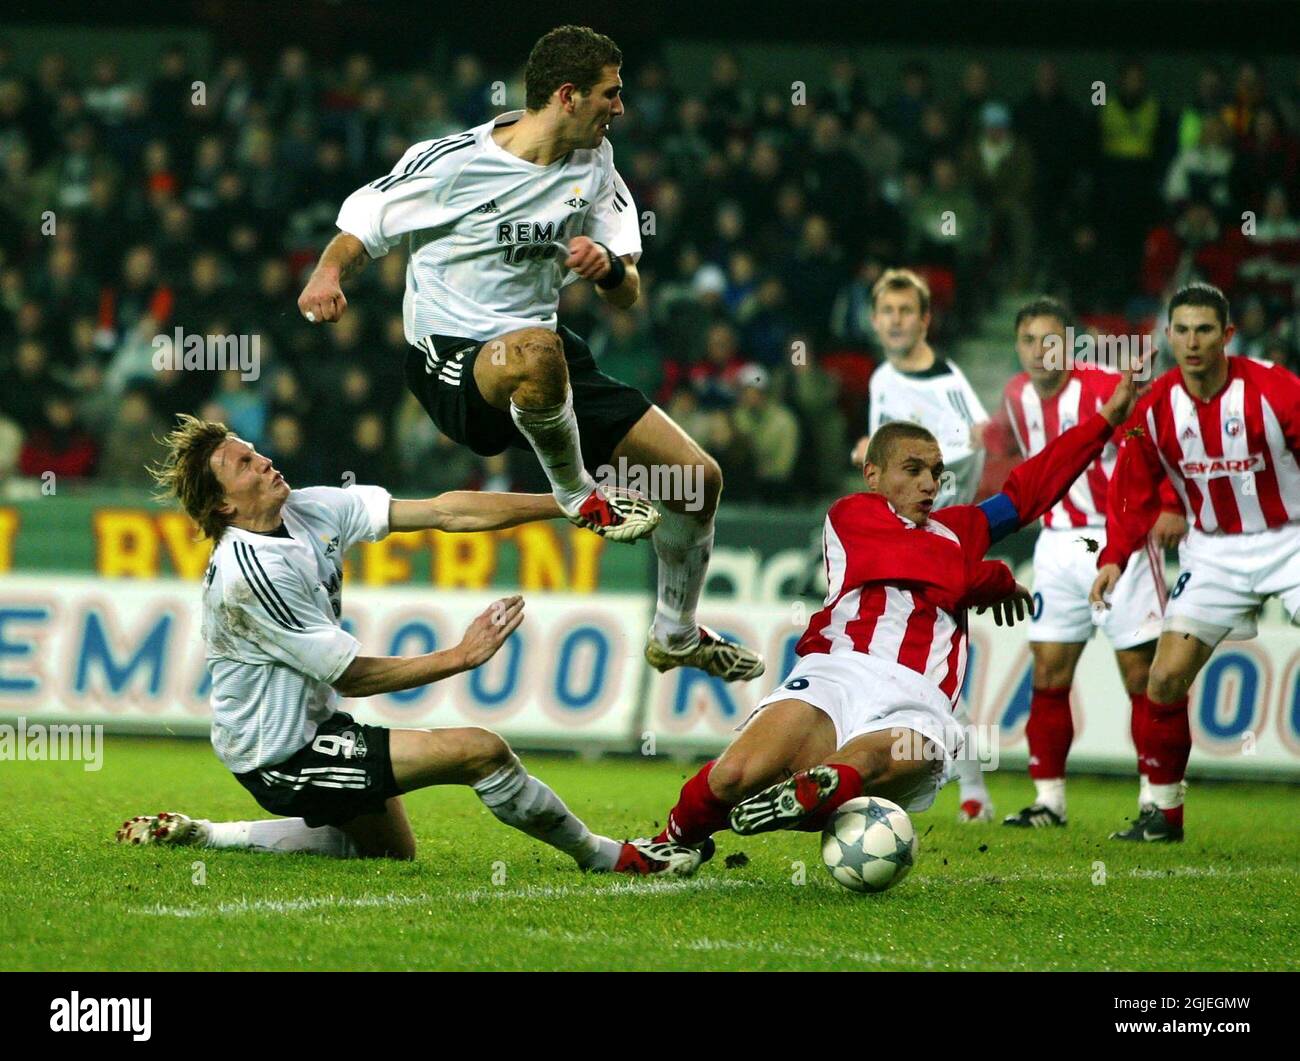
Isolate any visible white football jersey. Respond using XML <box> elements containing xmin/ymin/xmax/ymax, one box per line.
<box><xmin>868</xmin><ymin>357</ymin><xmax>989</xmax><ymax>507</ymax></box>
<box><xmin>201</xmin><ymin>485</ymin><xmax>390</xmax><ymax>774</ymax></box>
<box><xmin>336</xmin><ymin>110</ymin><xmax>643</xmax><ymax>343</ymax></box>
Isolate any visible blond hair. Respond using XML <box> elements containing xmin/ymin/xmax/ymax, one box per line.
<box><xmin>871</xmin><ymin>267</ymin><xmax>931</xmax><ymax>316</ymax></box>
<box><xmin>148</xmin><ymin>414</ymin><xmax>234</xmax><ymax>542</ymax></box>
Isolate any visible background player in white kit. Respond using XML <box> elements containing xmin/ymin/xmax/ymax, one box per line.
<box><xmin>296</xmin><ymin>25</ymin><xmax>762</xmax><ymax>685</ymax></box>
<box><xmin>1000</xmin><ymin>298</ymin><xmax>1185</xmax><ymax>829</ymax></box>
<box><xmin>117</xmin><ymin>415</ymin><xmax>701</xmax><ymax>876</ymax></box>
<box><xmin>1091</xmin><ymin>282</ymin><xmax>1300</xmax><ymax>842</ymax></box>
<box><xmin>849</xmin><ymin>268</ymin><xmax>995</xmax><ymax>821</ymax></box>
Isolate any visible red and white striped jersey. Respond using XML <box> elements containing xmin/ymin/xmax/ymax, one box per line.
<box><xmin>798</xmin><ymin>501</ymin><xmax>974</xmax><ymax>704</ymax></box>
<box><xmin>1101</xmin><ymin>357</ymin><xmax>1300</xmax><ymax>570</ymax></box>
<box><xmin>1004</xmin><ymin>366</ymin><xmax>1119</xmax><ymax>528</ymax></box>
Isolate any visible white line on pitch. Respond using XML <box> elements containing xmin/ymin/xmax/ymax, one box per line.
<box><xmin>131</xmin><ymin>876</ymin><xmax>759</xmax><ymax>919</ymax></box>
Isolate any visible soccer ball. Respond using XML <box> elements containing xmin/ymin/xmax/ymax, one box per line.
<box><xmin>821</xmin><ymin>796</ymin><xmax>917</xmax><ymax>893</ymax></box>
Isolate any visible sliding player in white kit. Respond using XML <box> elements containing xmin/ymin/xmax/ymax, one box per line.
<box><xmin>1091</xmin><ymin>282</ymin><xmax>1300</xmax><ymax>842</ymax></box>
<box><xmin>849</xmin><ymin>268</ymin><xmax>995</xmax><ymax>821</ymax></box>
<box><xmin>297</xmin><ymin>25</ymin><xmax>762</xmax><ymax>684</ymax></box>
<box><xmin>116</xmin><ymin>416</ymin><xmax>701</xmax><ymax>875</ymax></box>
<box><xmin>1000</xmin><ymin>298</ymin><xmax>1184</xmax><ymax>829</ymax></box>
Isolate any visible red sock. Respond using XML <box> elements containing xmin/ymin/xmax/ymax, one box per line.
<box><xmin>655</xmin><ymin>761</ymin><xmax>733</xmax><ymax>845</ymax></box>
<box><xmin>1144</xmin><ymin>695</ymin><xmax>1191</xmax><ymax>784</ymax></box>
<box><xmin>1160</xmin><ymin>804</ymin><xmax>1184</xmax><ymax>828</ymax></box>
<box><xmin>1026</xmin><ymin>686</ymin><xmax>1073</xmax><ymax>779</ymax></box>
<box><xmin>792</xmin><ymin>764</ymin><xmax>865</xmax><ymax>832</ymax></box>
<box><xmin>1129</xmin><ymin>692</ymin><xmax>1149</xmax><ymax>777</ymax></box>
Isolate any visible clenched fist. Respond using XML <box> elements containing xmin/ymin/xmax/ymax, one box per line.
<box><xmin>298</xmin><ymin>268</ymin><xmax>348</xmax><ymax>324</ymax></box>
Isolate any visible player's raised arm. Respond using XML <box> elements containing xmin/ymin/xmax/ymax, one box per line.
<box><xmin>977</xmin><ymin>366</ymin><xmax>1140</xmax><ymax>545</ymax></box>
<box><xmin>333</xmin><ymin>596</ymin><xmax>525</xmax><ymax>697</ymax></box>
<box><xmin>388</xmin><ymin>492</ymin><xmax>564</xmax><ymax>533</ymax></box>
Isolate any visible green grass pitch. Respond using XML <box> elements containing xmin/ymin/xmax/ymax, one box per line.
<box><xmin>3</xmin><ymin>737</ymin><xmax>1296</xmax><ymax>971</ymax></box>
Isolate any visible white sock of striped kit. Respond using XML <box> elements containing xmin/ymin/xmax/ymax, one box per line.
<box><xmin>203</xmin><ymin>819</ymin><xmax>360</xmax><ymax>858</ymax></box>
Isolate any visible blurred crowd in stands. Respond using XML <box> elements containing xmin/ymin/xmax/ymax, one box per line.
<box><xmin>0</xmin><ymin>39</ymin><xmax>1297</xmax><ymax>501</ymax></box>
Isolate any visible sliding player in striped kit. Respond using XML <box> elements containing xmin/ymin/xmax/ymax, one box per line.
<box><xmin>1001</xmin><ymin>298</ymin><xmax>1185</xmax><ymax>829</ymax></box>
<box><xmin>850</xmin><ymin>268</ymin><xmax>995</xmax><ymax>820</ymax></box>
<box><xmin>1091</xmin><ymin>282</ymin><xmax>1300</xmax><ymax>842</ymax></box>
<box><xmin>297</xmin><ymin>26</ymin><xmax>762</xmax><ymax>684</ymax></box>
<box><xmin>645</xmin><ymin>369</ymin><xmax>1141</xmax><ymax>865</ymax></box>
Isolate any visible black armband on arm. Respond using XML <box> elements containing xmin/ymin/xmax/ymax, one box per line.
<box><xmin>594</xmin><ymin>243</ymin><xmax>627</xmax><ymax>290</ymax></box>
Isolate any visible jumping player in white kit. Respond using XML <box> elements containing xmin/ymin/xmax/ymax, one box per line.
<box><xmin>1000</xmin><ymin>297</ymin><xmax>1185</xmax><ymax>829</ymax></box>
<box><xmin>1091</xmin><ymin>282</ymin><xmax>1300</xmax><ymax>841</ymax></box>
<box><xmin>297</xmin><ymin>25</ymin><xmax>763</xmax><ymax>684</ymax></box>
<box><xmin>849</xmin><ymin>268</ymin><xmax>995</xmax><ymax>821</ymax></box>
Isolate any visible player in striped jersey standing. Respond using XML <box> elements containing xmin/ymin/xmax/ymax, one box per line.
<box><xmin>849</xmin><ymin>268</ymin><xmax>996</xmax><ymax>821</ymax></box>
<box><xmin>297</xmin><ymin>26</ymin><xmax>762</xmax><ymax>683</ymax></box>
<box><xmin>1091</xmin><ymin>282</ymin><xmax>1300</xmax><ymax>841</ymax></box>
<box><xmin>1001</xmin><ymin>298</ymin><xmax>1185</xmax><ymax>829</ymax></box>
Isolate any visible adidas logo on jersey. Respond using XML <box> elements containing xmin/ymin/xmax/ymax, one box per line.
<box><xmin>474</xmin><ymin>199</ymin><xmax>500</xmax><ymax>213</ymax></box>
<box><xmin>1181</xmin><ymin>426</ymin><xmax>1198</xmax><ymax>441</ymax></box>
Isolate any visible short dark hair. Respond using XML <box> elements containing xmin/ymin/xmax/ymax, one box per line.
<box><xmin>866</xmin><ymin>421</ymin><xmax>938</xmax><ymax>469</ymax></box>
<box><xmin>1014</xmin><ymin>295</ymin><xmax>1071</xmax><ymax>333</ymax></box>
<box><xmin>524</xmin><ymin>26</ymin><xmax>622</xmax><ymax>111</ymax></box>
<box><xmin>1168</xmin><ymin>282</ymin><xmax>1230</xmax><ymax>328</ymax></box>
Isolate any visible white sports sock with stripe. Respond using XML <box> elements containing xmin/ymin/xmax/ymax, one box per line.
<box><xmin>472</xmin><ymin>756</ymin><xmax>620</xmax><ymax>871</ymax></box>
<box><xmin>509</xmin><ymin>392</ymin><xmax>595</xmax><ymax>515</ymax></box>
<box><xmin>202</xmin><ymin>819</ymin><xmax>360</xmax><ymax>858</ymax></box>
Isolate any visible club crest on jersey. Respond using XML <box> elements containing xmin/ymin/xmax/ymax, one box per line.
<box><xmin>564</xmin><ymin>186</ymin><xmax>589</xmax><ymax>209</ymax></box>
<box><xmin>1225</xmin><ymin>416</ymin><xmax>1244</xmax><ymax>437</ymax></box>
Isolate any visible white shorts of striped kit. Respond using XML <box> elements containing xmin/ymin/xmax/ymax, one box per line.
<box><xmin>1031</xmin><ymin>527</ymin><xmax>1166</xmax><ymax>649</ymax></box>
<box><xmin>741</xmin><ymin>651</ymin><xmax>964</xmax><ymax>813</ymax></box>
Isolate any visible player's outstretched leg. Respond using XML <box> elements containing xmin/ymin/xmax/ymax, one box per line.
<box><xmin>390</xmin><ymin>727</ymin><xmax>701</xmax><ymax>875</ymax></box>
<box><xmin>647</xmin><ymin>699</ymin><xmax>837</xmax><ymax>857</ymax></box>
<box><xmin>116</xmin><ymin>812</ymin><xmax>364</xmax><ymax>857</ymax></box>
<box><xmin>478</xmin><ymin>327</ymin><xmax>658</xmax><ymax>542</ymax></box>
<box><xmin>729</xmin><ymin>728</ymin><xmax>940</xmax><ymax>836</ymax></box>
<box><xmin>613</xmin><ymin>408</ymin><xmax>763</xmax><ymax>681</ymax></box>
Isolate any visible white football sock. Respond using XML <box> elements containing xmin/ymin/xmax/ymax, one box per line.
<box><xmin>201</xmin><ymin>818</ymin><xmax>360</xmax><ymax>858</ymax></box>
<box><xmin>1149</xmin><ymin>781</ymin><xmax>1183</xmax><ymax>810</ymax></box>
<box><xmin>1138</xmin><ymin>774</ymin><xmax>1153</xmax><ymax>808</ymax></box>
<box><xmin>1033</xmin><ymin>777</ymin><xmax>1066</xmax><ymax>814</ymax></box>
<box><xmin>651</xmin><ymin>508</ymin><xmax>714</xmax><ymax>649</ymax></box>
<box><xmin>509</xmin><ymin>392</ymin><xmax>594</xmax><ymax>515</ymax></box>
<box><xmin>472</xmin><ymin>756</ymin><xmax>620</xmax><ymax>871</ymax></box>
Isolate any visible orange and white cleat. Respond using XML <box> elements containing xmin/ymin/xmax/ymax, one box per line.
<box><xmin>566</xmin><ymin>485</ymin><xmax>660</xmax><ymax>542</ymax></box>
<box><xmin>115</xmin><ymin>811</ymin><xmax>209</xmax><ymax>847</ymax></box>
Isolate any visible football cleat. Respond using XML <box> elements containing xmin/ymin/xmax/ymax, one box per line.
<box><xmin>612</xmin><ymin>838</ymin><xmax>706</xmax><ymax>877</ymax></box>
<box><xmin>566</xmin><ymin>486</ymin><xmax>660</xmax><ymax>542</ymax></box>
<box><xmin>645</xmin><ymin>625</ymin><xmax>766</xmax><ymax>682</ymax></box>
<box><xmin>728</xmin><ymin>765</ymin><xmax>840</xmax><ymax>836</ymax></box>
<box><xmin>1110</xmin><ymin>805</ymin><xmax>1183</xmax><ymax>843</ymax></box>
<box><xmin>1002</xmin><ymin>803</ymin><xmax>1067</xmax><ymax>828</ymax></box>
<box><xmin>957</xmin><ymin>799</ymin><xmax>994</xmax><ymax>823</ymax></box>
<box><xmin>115</xmin><ymin>811</ymin><xmax>208</xmax><ymax>847</ymax></box>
